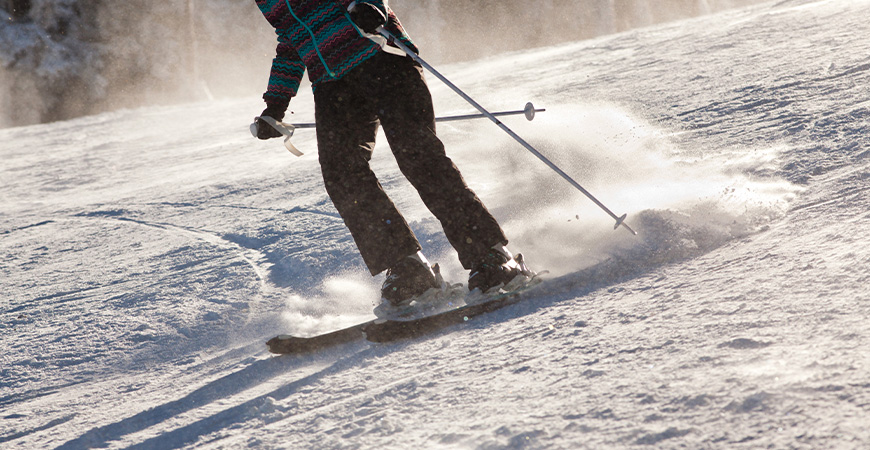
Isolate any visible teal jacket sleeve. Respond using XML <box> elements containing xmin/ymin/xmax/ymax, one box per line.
<box><xmin>263</xmin><ymin>32</ymin><xmax>307</xmax><ymax>113</ymax></box>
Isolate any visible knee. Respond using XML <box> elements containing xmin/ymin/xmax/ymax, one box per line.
<box><xmin>319</xmin><ymin>151</ymin><xmax>377</xmax><ymax>195</ymax></box>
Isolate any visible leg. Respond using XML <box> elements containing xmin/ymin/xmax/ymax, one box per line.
<box><xmin>370</xmin><ymin>55</ymin><xmax>508</xmax><ymax>269</ymax></box>
<box><xmin>314</xmin><ymin>78</ymin><xmax>421</xmax><ymax>275</ymax></box>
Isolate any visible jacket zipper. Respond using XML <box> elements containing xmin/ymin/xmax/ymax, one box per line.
<box><xmin>284</xmin><ymin>0</ymin><xmax>337</xmax><ymax>78</ymax></box>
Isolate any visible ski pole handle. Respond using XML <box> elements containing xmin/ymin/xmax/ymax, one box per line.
<box><xmin>251</xmin><ymin>116</ymin><xmax>304</xmax><ymax>156</ymax></box>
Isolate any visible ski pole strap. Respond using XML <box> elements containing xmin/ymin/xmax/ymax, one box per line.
<box><xmin>362</xmin><ymin>33</ymin><xmax>407</xmax><ymax>57</ymax></box>
<box><xmin>255</xmin><ymin>116</ymin><xmax>304</xmax><ymax>157</ymax></box>
<box><xmin>350</xmin><ymin>3</ymin><xmax>406</xmax><ymax>58</ymax></box>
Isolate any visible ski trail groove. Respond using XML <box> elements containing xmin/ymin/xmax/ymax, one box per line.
<box><xmin>63</xmin><ymin>213</ymin><xmax>273</xmax><ymax>294</ymax></box>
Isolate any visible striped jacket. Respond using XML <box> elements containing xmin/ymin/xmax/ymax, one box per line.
<box><xmin>255</xmin><ymin>0</ymin><xmax>418</xmax><ymax>110</ymax></box>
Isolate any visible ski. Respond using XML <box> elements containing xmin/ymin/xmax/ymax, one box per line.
<box><xmin>363</xmin><ymin>276</ymin><xmax>543</xmax><ymax>343</ymax></box>
<box><xmin>266</xmin><ymin>320</ymin><xmax>374</xmax><ymax>354</ymax></box>
<box><xmin>266</xmin><ymin>275</ymin><xmax>544</xmax><ymax>355</ymax></box>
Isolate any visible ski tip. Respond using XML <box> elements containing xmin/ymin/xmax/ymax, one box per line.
<box><xmin>266</xmin><ymin>335</ymin><xmax>300</xmax><ymax>354</ymax></box>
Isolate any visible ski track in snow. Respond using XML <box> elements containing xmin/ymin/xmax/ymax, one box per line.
<box><xmin>2</xmin><ymin>0</ymin><xmax>870</xmax><ymax>448</ymax></box>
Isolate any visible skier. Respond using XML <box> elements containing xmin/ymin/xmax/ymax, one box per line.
<box><xmin>252</xmin><ymin>0</ymin><xmax>530</xmax><ymax>308</ymax></box>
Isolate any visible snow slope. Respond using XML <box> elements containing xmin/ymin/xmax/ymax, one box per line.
<box><xmin>2</xmin><ymin>0</ymin><xmax>869</xmax><ymax>448</ymax></box>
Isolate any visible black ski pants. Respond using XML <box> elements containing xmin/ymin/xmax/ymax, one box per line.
<box><xmin>313</xmin><ymin>51</ymin><xmax>507</xmax><ymax>275</ymax></box>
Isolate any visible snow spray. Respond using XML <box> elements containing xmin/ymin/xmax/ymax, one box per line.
<box><xmin>374</xmin><ymin>27</ymin><xmax>638</xmax><ymax>236</ymax></box>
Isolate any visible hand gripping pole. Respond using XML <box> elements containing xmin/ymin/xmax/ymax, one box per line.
<box><xmin>374</xmin><ymin>27</ymin><xmax>637</xmax><ymax>235</ymax></box>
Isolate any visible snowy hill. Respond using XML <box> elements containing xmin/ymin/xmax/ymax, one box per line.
<box><xmin>2</xmin><ymin>0</ymin><xmax>869</xmax><ymax>448</ymax></box>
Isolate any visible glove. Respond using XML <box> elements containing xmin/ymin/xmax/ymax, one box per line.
<box><xmin>256</xmin><ymin>117</ymin><xmax>283</xmax><ymax>140</ymax></box>
<box><xmin>349</xmin><ymin>2</ymin><xmax>386</xmax><ymax>34</ymax></box>
<box><xmin>256</xmin><ymin>106</ymin><xmax>285</xmax><ymax>140</ymax></box>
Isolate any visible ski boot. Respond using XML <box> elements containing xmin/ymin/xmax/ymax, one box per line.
<box><xmin>468</xmin><ymin>244</ymin><xmax>534</xmax><ymax>294</ymax></box>
<box><xmin>374</xmin><ymin>252</ymin><xmax>451</xmax><ymax>318</ymax></box>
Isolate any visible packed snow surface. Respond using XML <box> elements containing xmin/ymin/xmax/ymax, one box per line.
<box><xmin>2</xmin><ymin>0</ymin><xmax>869</xmax><ymax>448</ymax></box>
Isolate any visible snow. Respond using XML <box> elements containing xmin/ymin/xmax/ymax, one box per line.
<box><xmin>2</xmin><ymin>0</ymin><xmax>869</xmax><ymax>448</ymax></box>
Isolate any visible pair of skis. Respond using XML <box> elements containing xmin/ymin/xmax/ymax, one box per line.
<box><xmin>266</xmin><ymin>275</ymin><xmax>544</xmax><ymax>355</ymax></box>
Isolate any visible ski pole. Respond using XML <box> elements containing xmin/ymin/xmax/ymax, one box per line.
<box><xmin>374</xmin><ymin>27</ymin><xmax>637</xmax><ymax>236</ymax></box>
<box><xmin>253</xmin><ymin>103</ymin><xmax>544</xmax><ymax>159</ymax></box>
<box><xmin>437</xmin><ymin>102</ymin><xmax>544</xmax><ymax>123</ymax></box>
<box><xmin>262</xmin><ymin>103</ymin><xmax>545</xmax><ymax>131</ymax></box>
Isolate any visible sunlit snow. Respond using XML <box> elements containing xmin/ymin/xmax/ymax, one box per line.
<box><xmin>2</xmin><ymin>0</ymin><xmax>869</xmax><ymax>448</ymax></box>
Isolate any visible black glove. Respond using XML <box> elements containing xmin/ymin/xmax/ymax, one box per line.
<box><xmin>256</xmin><ymin>117</ymin><xmax>283</xmax><ymax>140</ymax></box>
<box><xmin>349</xmin><ymin>2</ymin><xmax>386</xmax><ymax>34</ymax></box>
<box><xmin>256</xmin><ymin>106</ymin><xmax>285</xmax><ymax>140</ymax></box>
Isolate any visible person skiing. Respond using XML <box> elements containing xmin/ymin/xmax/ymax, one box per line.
<box><xmin>252</xmin><ymin>0</ymin><xmax>530</xmax><ymax>307</ymax></box>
